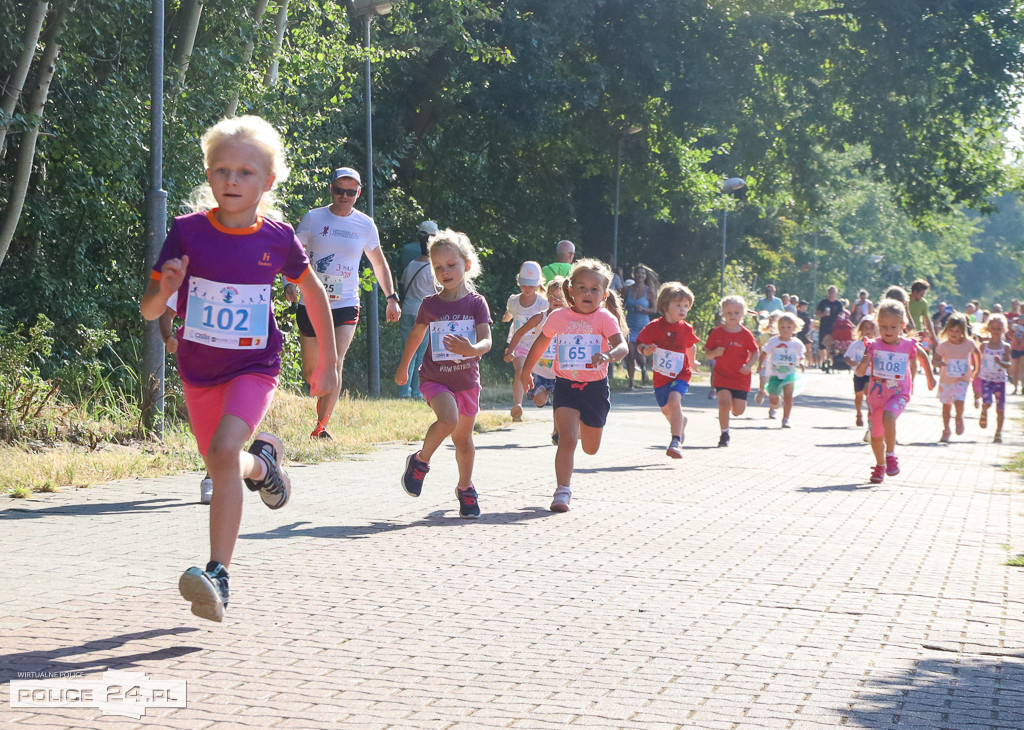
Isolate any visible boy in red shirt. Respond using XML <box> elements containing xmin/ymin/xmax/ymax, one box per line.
<box><xmin>703</xmin><ymin>295</ymin><xmax>761</xmax><ymax>447</ymax></box>
<box><xmin>636</xmin><ymin>283</ymin><xmax>701</xmax><ymax>457</ymax></box>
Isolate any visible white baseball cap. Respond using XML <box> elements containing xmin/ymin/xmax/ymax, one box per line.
<box><xmin>418</xmin><ymin>220</ymin><xmax>439</xmax><ymax>235</ymax></box>
<box><xmin>517</xmin><ymin>261</ymin><xmax>543</xmax><ymax>286</ymax></box>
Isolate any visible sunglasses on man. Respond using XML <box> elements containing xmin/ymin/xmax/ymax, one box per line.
<box><xmin>331</xmin><ymin>186</ymin><xmax>359</xmax><ymax>197</ymax></box>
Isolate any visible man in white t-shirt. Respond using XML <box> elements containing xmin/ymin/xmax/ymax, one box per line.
<box><xmin>285</xmin><ymin>167</ymin><xmax>400</xmax><ymax>438</ymax></box>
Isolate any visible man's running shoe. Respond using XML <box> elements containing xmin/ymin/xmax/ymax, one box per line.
<box><xmin>310</xmin><ymin>423</ymin><xmax>333</xmax><ymax>439</ymax></box>
<box><xmin>243</xmin><ymin>433</ymin><xmax>291</xmax><ymax>509</ymax></box>
<box><xmin>199</xmin><ymin>474</ymin><xmax>213</xmax><ymax>505</ymax></box>
<box><xmin>869</xmin><ymin>465</ymin><xmax>885</xmax><ymax>484</ymax></box>
<box><xmin>885</xmin><ymin>454</ymin><xmax>900</xmax><ymax>476</ymax></box>
<box><xmin>456</xmin><ymin>485</ymin><xmax>480</xmax><ymax>518</ymax></box>
<box><xmin>402</xmin><ymin>451</ymin><xmax>429</xmax><ymax>497</ymax></box>
<box><xmin>550</xmin><ymin>485</ymin><xmax>572</xmax><ymax>513</ymax></box>
<box><xmin>179</xmin><ymin>561</ymin><xmax>229</xmax><ymax>622</ymax></box>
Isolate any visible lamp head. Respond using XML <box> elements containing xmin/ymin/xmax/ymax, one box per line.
<box><xmin>722</xmin><ymin>177</ymin><xmax>747</xmax><ymax>193</ymax></box>
<box><xmin>348</xmin><ymin>0</ymin><xmax>393</xmax><ymax>17</ymax></box>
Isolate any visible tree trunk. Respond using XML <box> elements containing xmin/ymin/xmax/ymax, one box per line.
<box><xmin>0</xmin><ymin>5</ymin><xmax>67</xmax><ymax>271</ymax></box>
<box><xmin>0</xmin><ymin>1</ymin><xmax>49</xmax><ymax>159</ymax></box>
<box><xmin>171</xmin><ymin>0</ymin><xmax>203</xmax><ymax>90</ymax></box>
<box><xmin>224</xmin><ymin>0</ymin><xmax>270</xmax><ymax>117</ymax></box>
<box><xmin>263</xmin><ymin>0</ymin><xmax>289</xmax><ymax>88</ymax></box>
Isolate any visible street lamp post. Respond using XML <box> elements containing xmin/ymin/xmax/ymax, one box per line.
<box><xmin>719</xmin><ymin>177</ymin><xmax>747</xmax><ymax>298</ymax></box>
<box><xmin>611</xmin><ymin>125</ymin><xmax>642</xmax><ymax>269</ymax></box>
<box><xmin>347</xmin><ymin>0</ymin><xmax>392</xmax><ymax>395</ymax></box>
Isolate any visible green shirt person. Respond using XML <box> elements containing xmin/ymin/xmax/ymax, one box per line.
<box><xmin>908</xmin><ymin>278</ymin><xmax>937</xmax><ymax>344</ymax></box>
<box><xmin>541</xmin><ymin>239</ymin><xmax>575</xmax><ymax>283</ymax></box>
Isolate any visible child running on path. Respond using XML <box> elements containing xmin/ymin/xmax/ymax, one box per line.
<box><xmin>502</xmin><ymin>261</ymin><xmax>548</xmax><ymax>421</ymax></box>
<box><xmin>933</xmin><ymin>313</ymin><xmax>981</xmax><ymax>442</ymax></box>
<box><xmin>521</xmin><ymin>259</ymin><xmax>628</xmax><ymax>512</ymax></box>
<box><xmin>395</xmin><ymin>230</ymin><xmax>492</xmax><ymax>518</ymax></box>
<box><xmin>844</xmin><ymin>316</ymin><xmax>877</xmax><ymax>431</ymax></box>
<box><xmin>856</xmin><ymin>299</ymin><xmax>917</xmax><ymax>484</ymax></box>
<box><xmin>704</xmin><ymin>295</ymin><xmax>760</xmax><ymax>447</ymax></box>
<box><xmin>635</xmin><ymin>282</ymin><xmax>701</xmax><ymax>457</ymax></box>
<box><xmin>977</xmin><ymin>313</ymin><xmax>1011</xmax><ymax>443</ymax></box>
<box><xmin>140</xmin><ymin>116</ymin><xmax>338</xmax><ymax>622</ymax></box>
<box><xmin>506</xmin><ymin>277</ymin><xmax>567</xmax><ymax>443</ymax></box>
<box><xmin>756</xmin><ymin>312</ymin><xmax>806</xmax><ymax>427</ymax></box>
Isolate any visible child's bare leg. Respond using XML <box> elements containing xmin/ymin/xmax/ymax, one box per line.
<box><xmin>717</xmin><ymin>390</ymin><xmax>732</xmax><ymax>430</ymax></box>
<box><xmin>512</xmin><ymin>356</ymin><xmax>526</xmax><ymax>408</ymax></box>
<box><xmin>660</xmin><ymin>391</ymin><xmax>686</xmax><ymax>438</ymax></box>
<box><xmin>884</xmin><ymin>411</ymin><xmax>897</xmax><ymax>454</ymax></box>
<box><xmin>995</xmin><ymin>408</ymin><xmax>1005</xmax><ymax>438</ymax></box>
<box><xmin>532</xmin><ymin>388</ymin><xmax>548</xmax><ymax>407</ymax></box>
<box><xmin>450</xmin><ymin>413</ymin><xmax>477</xmax><ymax>489</ymax></box>
<box><xmin>554</xmin><ymin>407</ymin><xmax>580</xmax><ymax>486</ymax></box>
<box><xmin>855</xmin><ymin>391</ymin><xmax>864</xmax><ymax>420</ymax></box>
<box><xmin>942</xmin><ymin>403</ymin><xmax>951</xmax><ymax>431</ymax></box>
<box><xmin>782</xmin><ymin>384</ymin><xmax>794</xmax><ymax>420</ymax></box>
<box><xmin>732</xmin><ymin>397</ymin><xmax>747</xmax><ymax>417</ymax></box>
<box><xmin>205</xmin><ymin>415</ymin><xmax>257</xmax><ymax>570</ymax></box>
<box><xmin>420</xmin><ymin>392</ymin><xmax>459</xmax><ymax>462</ymax></box>
<box><xmin>579</xmin><ymin>422</ymin><xmax>604</xmax><ymax>455</ymax></box>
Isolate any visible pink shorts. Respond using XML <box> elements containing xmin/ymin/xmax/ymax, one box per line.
<box><xmin>182</xmin><ymin>373</ymin><xmax>278</xmax><ymax>456</ymax></box>
<box><xmin>938</xmin><ymin>380</ymin><xmax>969</xmax><ymax>404</ymax></box>
<box><xmin>419</xmin><ymin>381</ymin><xmax>481</xmax><ymax>417</ymax></box>
<box><xmin>867</xmin><ymin>390</ymin><xmax>910</xmax><ymax>438</ymax></box>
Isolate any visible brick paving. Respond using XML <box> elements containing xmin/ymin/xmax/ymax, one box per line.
<box><xmin>1</xmin><ymin>371</ymin><xmax>1023</xmax><ymax>728</ymax></box>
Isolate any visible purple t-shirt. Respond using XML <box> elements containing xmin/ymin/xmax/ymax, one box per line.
<box><xmin>152</xmin><ymin>211</ymin><xmax>310</xmax><ymax>387</ymax></box>
<box><xmin>416</xmin><ymin>291</ymin><xmax>492</xmax><ymax>392</ymax></box>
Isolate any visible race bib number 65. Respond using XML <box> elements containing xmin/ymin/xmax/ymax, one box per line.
<box><xmin>557</xmin><ymin>334</ymin><xmax>602</xmax><ymax>371</ymax></box>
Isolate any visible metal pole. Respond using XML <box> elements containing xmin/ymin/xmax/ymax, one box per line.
<box><xmin>364</xmin><ymin>14</ymin><xmax>381</xmax><ymax>395</ymax></box>
<box><xmin>612</xmin><ymin>136</ymin><xmax>622</xmax><ymax>269</ymax></box>
<box><xmin>720</xmin><ymin>208</ymin><xmax>727</xmax><ymax>299</ymax></box>
<box><xmin>141</xmin><ymin>0</ymin><xmax>168</xmax><ymax>436</ymax></box>
<box><xmin>812</xmin><ymin>231</ymin><xmax>819</xmax><ymax>303</ymax></box>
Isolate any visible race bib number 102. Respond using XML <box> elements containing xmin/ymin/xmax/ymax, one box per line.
<box><xmin>183</xmin><ymin>277</ymin><xmax>270</xmax><ymax>350</ymax></box>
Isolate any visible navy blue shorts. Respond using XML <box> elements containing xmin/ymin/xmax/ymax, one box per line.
<box><xmin>297</xmin><ymin>305</ymin><xmax>359</xmax><ymax>337</ymax></box>
<box><xmin>553</xmin><ymin>377</ymin><xmax>610</xmax><ymax>428</ymax></box>
<box><xmin>654</xmin><ymin>380</ymin><xmax>689</xmax><ymax>407</ymax></box>
<box><xmin>853</xmin><ymin>373</ymin><xmax>871</xmax><ymax>393</ymax></box>
<box><xmin>528</xmin><ymin>375</ymin><xmax>556</xmax><ymax>400</ymax></box>
<box><xmin>715</xmin><ymin>387</ymin><xmax>749</xmax><ymax>402</ymax></box>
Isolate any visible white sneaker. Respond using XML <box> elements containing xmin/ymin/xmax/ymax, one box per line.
<box><xmin>781</xmin><ymin>418</ymin><xmax>790</xmax><ymax>428</ymax></box>
<box><xmin>199</xmin><ymin>475</ymin><xmax>213</xmax><ymax>505</ymax></box>
<box><xmin>550</xmin><ymin>485</ymin><xmax>571</xmax><ymax>513</ymax></box>
<box><xmin>754</xmin><ymin>390</ymin><xmax>766</xmax><ymax>405</ymax></box>
<box><xmin>768</xmin><ymin>409</ymin><xmax>777</xmax><ymax>419</ymax></box>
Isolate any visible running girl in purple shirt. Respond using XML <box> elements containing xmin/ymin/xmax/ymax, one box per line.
<box><xmin>141</xmin><ymin>116</ymin><xmax>338</xmax><ymax>622</ymax></box>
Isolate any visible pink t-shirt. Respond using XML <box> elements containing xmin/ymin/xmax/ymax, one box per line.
<box><xmin>865</xmin><ymin>336</ymin><xmax>917</xmax><ymax>396</ymax></box>
<box><xmin>936</xmin><ymin>340</ymin><xmax>975</xmax><ymax>384</ymax></box>
<box><xmin>541</xmin><ymin>306</ymin><xmax>622</xmax><ymax>382</ymax></box>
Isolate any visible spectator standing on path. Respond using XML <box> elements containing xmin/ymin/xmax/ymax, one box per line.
<box><xmin>521</xmin><ymin>259</ymin><xmax>629</xmax><ymax>513</ymax></box>
<box><xmin>541</xmin><ymin>239</ymin><xmax>575</xmax><ymax>283</ymax></box>
<box><xmin>816</xmin><ymin>285</ymin><xmax>844</xmax><ymax>366</ymax></box>
<box><xmin>755</xmin><ymin>284</ymin><xmax>784</xmax><ymax>314</ymax></box>
<box><xmin>624</xmin><ymin>264</ymin><xmax>659</xmax><ymax>388</ymax></box>
<box><xmin>140</xmin><ymin>115</ymin><xmax>338</xmax><ymax>622</ymax></box>
<box><xmin>395</xmin><ymin>230</ymin><xmax>492</xmax><ymax>519</ymax></box>
<box><xmin>397</xmin><ymin>223</ymin><xmax>440</xmax><ymax>398</ymax></box>
<box><xmin>782</xmin><ymin>293</ymin><xmax>798</xmax><ymax>314</ymax></box>
<box><xmin>285</xmin><ymin>167</ymin><xmax>400</xmax><ymax>439</ymax></box>
<box><xmin>398</xmin><ymin>220</ymin><xmax>439</xmax><ymax>284</ymax></box>
<box><xmin>852</xmin><ymin>289</ymin><xmax>873</xmax><ymax>324</ymax></box>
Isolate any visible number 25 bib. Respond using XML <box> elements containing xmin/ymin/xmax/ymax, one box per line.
<box><xmin>183</xmin><ymin>276</ymin><xmax>270</xmax><ymax>350</ymax></box>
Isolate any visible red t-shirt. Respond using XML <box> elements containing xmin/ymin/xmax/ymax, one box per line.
<box><xmin>705</xmin><ymin>325</ymin><xmax>759</xmax><ymax>391</ymax></box>
<box><xmin>635</xmin><ymin>317</ymin><xmax>701</xmax><ymax>387</ymax></box>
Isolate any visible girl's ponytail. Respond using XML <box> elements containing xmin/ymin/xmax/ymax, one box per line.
<box><xmin>605</xmin><ymin>289</ymin><xmax>629</xmax><ymax>341</ymax></box>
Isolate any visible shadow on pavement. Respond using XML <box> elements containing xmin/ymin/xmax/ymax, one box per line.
<box><xmin>0</xmin><ymin>499</ymin><xmax>189</xmax><ymax>520</ymax></box>
<box><xmin>240</xmin><ymin>508</ymin><xmax>553</xmax><ymax>541</ymax></box>
<box><xmin>797</xmin><ymin>483</ymin><xmax>872</xmax><ymax>493</ymax></box>
<box><xmin>843</xmin><ymin>655</ymin><xmax>1024</xmax><ymax>728</ymax></box>
<box><xmin>0</xmin><ymin>628</ymin><xmax>200</xmax><ymax>683</ymax></box>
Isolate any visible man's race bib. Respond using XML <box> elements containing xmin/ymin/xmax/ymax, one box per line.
<box><xmin>771</xmin><ymin>345</ymin><xmax>798</xmax><ymax>374</ymax></box>
<box><xmin>317</xmin><ymin>267</ymin><xmax>355</xmax><ymax>303</ymax></box>
<box><xmin>557</xmin><ymin>333</ymin><xmax>602</xmax><ymax>371</ymax></box>
<box><xmin>429</xmin><ymin>319</ymin><xmax>476</xmax><ymax>362</ymax></box>
<box><xmin>872</xmin><ymin>349</ymin><xmax>909</xmax><ymax>381</ymax></box>
<box><xmin>182</xmin><ymin>277</ymin><xmax>270</xmax><ymax>350</ymax></box>
<box><xmin>653</xmin><ymin>347</ymin><xmax>686</xmax><ymax>378</ymax></box>
<box><xmin>945</xmin><ymin>357</ymin><xmax>969</xmax><ymax>378</ymax></box>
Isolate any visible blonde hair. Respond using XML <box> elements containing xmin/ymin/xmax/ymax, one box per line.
<box><xmin>427</xmin><ymin>229</ymin><xmax>482</xmax><ymax>290</ymax></box>
<box><xmin>563</xmin><ymin>258</ymin><xmax>629</xmax><ymax>339</ymax></box>
<box><xmin>853</xmin><ymin>315</ymin><xmax>876</xmax><ymax>339</ymax></box>
<box><xmin>876</xmin><ymin>298</ymin><xmax>908</xmax><ymax>323</ymax></box>
<box><xmin>776</xmin><ymin>312</ymin><xmax>800</xmax><ymax>330</ymax></box>
<box><xmin>656</xmin><ymin>282</ymin><xmax>694</xmax><ymax>315</ymax></box>
<box><xmin>720</xmin><ymin>294</ymin><xmax>746</xmax><ymax>312</ymax></box>
<box><xmin>546</xmin><ymin>277</ymin><xmax>564</xmax><ymax>297</ymax></box>
<box><xmin>987</xmin><ymin>312</ymin><xmax>1008</xmax><ymax>331</ymax></box>
<box><xmin>939</xmin><ymin>312</ymin><xmax>968</xmax><ymax>341</ymax></box>
<box><xmin>187</xmin><ymin>115</ymin><xmax>290</xmax><ymax>220</ymax></box>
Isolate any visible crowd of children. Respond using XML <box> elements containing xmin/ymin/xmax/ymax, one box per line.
<box><xmin>145</xmin><ymin>115</ymin><xmax>1018</xmax><ymax>623</ymax></box>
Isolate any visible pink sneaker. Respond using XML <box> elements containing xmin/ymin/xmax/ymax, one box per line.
<box><xmin>869</xmin><ymin>464</ymin><xmax>885</xmax><ymax>484</ymax></box>
<box><xmin>885</xmin><ymin>454</ymin><xmax>900</xmax><ymax>477</ymax></box>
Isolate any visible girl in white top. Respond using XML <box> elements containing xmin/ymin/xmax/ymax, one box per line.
<box><xmin>756</xmin><ymin>312</ymin><xmax>806</xmax><ymax>427</ymax></box>
<box><xmin>976</xmin><ymin>314</ymin><xmax>1011</xmax><ymax>442</ymax></box>
<box><xmin>845</xmin><ymin>316</ymin><xmax>877</xmax><ymax>430</ymax></box>
<box><xmin>501</xmin><ymin>261</ymin><xmax>548</xmax><ymax>421</ymax></box>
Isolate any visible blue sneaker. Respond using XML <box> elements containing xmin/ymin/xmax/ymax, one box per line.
<box><xmin>179</xmin><ymin>561</ymin><xmax>229</xmax><ymax>622</ymax></box>
<box><xmin>456</xmin><ymin>485</ymin><xmax>480</xmax><ymax>518</ymax></box>
<box><xmin>244</xmin><ymin>432</ymin><xmax>290</xmax><ymax>509</ymax></box>
<box><xmin>401</xmin><ymin>451</ymin><xmax>430</xmax><ymax>497</ymax></box>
